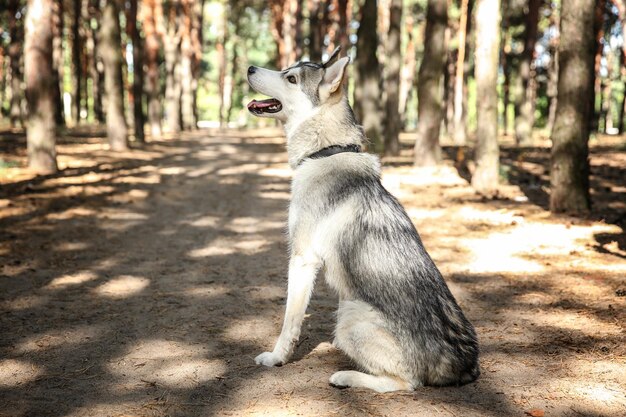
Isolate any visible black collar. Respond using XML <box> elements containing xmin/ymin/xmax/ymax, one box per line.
<box><xmin>299</xmin><ymin>144</ymin><xmax>361</xmax><ymax>166</ymax></box>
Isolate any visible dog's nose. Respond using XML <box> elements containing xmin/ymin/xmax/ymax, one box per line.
<box><xmin>248</xmin><ymin>66</ymin><xmax>256</xmax><ymax>75</ymax></box>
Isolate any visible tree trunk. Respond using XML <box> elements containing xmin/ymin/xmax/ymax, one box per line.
<box><xmin>100</xmin><ymin>0</ymin><xmax>128</xmax><ymax>151</ymax></box>
<box><xmin>514</xmin><ymin>0</ymin><xmax>541</xmax><ymax>145</ymax></box>
<box><xmin>383</xmin><ymin>0</ymin><xmax>402</xmax><ymax>156</ymax></box>
<box><xmin>88</xmin><ymin>0</ymin><xmax>104</xmax><ymax>123</ymax></box>
<box><xmin>337</xmin><ymin>0</ymin><xmax>350</xmax><ymax>54</ymax></box>
<box><xmin>399</xmin><ymin>13</ymin><xmax>416</xmax><ymax>127</ymax></box>
<box><xmin>25</xmin><ymin>0</ymin><xmax>58</xmax><ymax>173</ymax></box>
<box><xmin>354</xmin><ymin>0</ymin><xmax>383</xmax><ymax>153</ymax></box>
<box><xmin>52</xmin><ymin>0</ymin><xmax>65</xmax><ymax>127</ymax></box>
<box><xmin>8</xmin><ymin>0</ymin><xmax>23</xmax><ymax>128</ymax></box>
<box><xmin>589</xmin><ymin>0</ymin><xmax>606</xmax><ymax>133</ymax></box>
<box><xmin>128</xmin><ymin>0</ymin><xmax>145</xmax><ymax>141</ymax></box>
<box><xmin>471</xmin><ymin>0</ymin><xmax>500</xmax><ymax>195</ymax></box>
<box><xmin>180</xmin><ymin>0</ymin><xmax>196</xmax><ymax>130</ymax></box>
<box><xmin>164</xmin><ymin>1</ymin><xmax>182</xmax><ymax>133</ymax></box>
<box><xmin>191</xmin><ymin>0</ymin><xmax>204</xmax><ymax>126</ymax></box>
<box><xmin>72</xmin><ymin>0</ymin><xmax>82</xmax><ymax>125</ymax></box>
<box><xmin>612</xmin><ymin>0</ymin><xmax>626</xmax><ymax>133</ymax></box>
<box><xmin>142</xmin><ymin>0</ymin><xmax>163</xmax><ymax>138</ymax></box>
<box><xmin>217</xmin><ymin>3</ymin><xmax>227</xmax><ymax>127</ymax></box>
<box><xmin>546</xmin><ymin>9</ymin><xmax>560</xmax><ymax>135</ymax></box>
<box><xmin>309</xmin><ymin>0</ymin><xmax>323</xmax><ymax>62</ymax></box>
<box><xmin>453</xmin><ymin>0</ymin><xmax>469</xmax><ymax>144</ymax></box>
<box><xmin>549</xmin><ymin>0</ymin><xmax>595</xmax><ymax>213</ymax></box>
<box><xmin>414</xmin><ymin>0</ymin><xmax>447</xmax><ymax>166</ymax></box>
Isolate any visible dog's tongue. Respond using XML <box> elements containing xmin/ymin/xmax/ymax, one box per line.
<box><xmin>247</xmin><ymin>98</ymin><xmax>280</xmax><ymax>109</ymax></box>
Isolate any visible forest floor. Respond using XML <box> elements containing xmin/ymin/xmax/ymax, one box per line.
<box><xmin>0</xmin><ymin>127</ymin><xmax>625</xmax><ymax>417</ymax></box>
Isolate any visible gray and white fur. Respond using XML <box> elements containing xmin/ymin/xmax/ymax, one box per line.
<box><xmin>247</xmin><ymin>48</ymin><xmax>480</xmax><ymax>392</ymax></box>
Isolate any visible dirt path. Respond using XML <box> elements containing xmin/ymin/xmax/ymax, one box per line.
<box><xmin>1</xmin><ymin>128</ymin><xmax>625</xmax><ymax>417</ymax></box>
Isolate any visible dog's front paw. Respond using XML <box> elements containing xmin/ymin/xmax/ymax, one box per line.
<box><xmin>254</xmin><ymin>351</ymin><xmax>285</xmax><ymax>367</ymax></box>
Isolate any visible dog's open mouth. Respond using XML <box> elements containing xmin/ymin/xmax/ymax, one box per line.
<box><xmin>247</xmin><ymin>98</ymin><xmax>283</xmax><ymax>114</ymax></box>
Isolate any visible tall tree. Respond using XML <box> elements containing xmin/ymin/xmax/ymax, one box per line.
<box><xmin>88</xmin><ymin>0</ymin><xmax>104</xmax><ymax>123</ymax></box>
<box><xmin>100</xmin><ymin>0</ymin><xmax>128</xmax><ymax>151</ymax></box>
<box><xmin>128</xmin><ymin>0</ymin><xmax>145</xmax><ymax>141</ymax></box>
<box><xmin>180</xmin><ymin>0</ymin><xmax>196</xmax><ymax>130</ymax></box>
<box><xmin>354</xmin><ymin>0</ymin><xmax>383</xmax><ymax>152</ymax></box>
<box><xmin>384</xmin><ymin>0</ymin><xmax>402</xmax><ymax>156</ymax></box>
<box><xmin>514</xmin><ymin>0</ymin><xmax>541</xmax><ymax>145</ymax></box>
<box><xmin>51</xmin><ymin>0</ymin><xmax>64</xmax><ymax>126</ymax></box>
<box><xmin>164</xmin><ymin>0</ymin><xmax>182</xmax><ymax>133</ymax></box>
<box><xmin>414</xmin><ymin>0</ymin><xmax>447</xmax><ymax>166</ymax></box>
<box><xmin>8</xmin><ymin>0</ymin><xmax>23</xmax><ymax>128</ymax></box>
<box><xmin>453</xmin><ymin>0</ymin><xmax>469</xmax><ymax>145</ymax></box>
<box><xmin>549</xmin><ymin>0</ymin><xmax>596</xmax><ymax>213</ymax></box>
<box><xmin>399</xmin><ymin>12</ymin><xmax>416</xmax><ymax>126</ymax></box>
<box><xmin>471</xmin><ymin>0</ymin><xmax>500</xmax><ymax>195</ymax></box>
<box><xmin>217</xmin><ymin>2</ymin><xmax>228</xmax><ymax>127</ymax></box>
<box><xmin>142</xmin><ymin>0</ymin><xmax>163</xmax><ymax>138</ymax></box>
<box><xmin>24</xmin><ymin>0</ymin><xmax>58</xmax><ymax>173</ymax></box>
<box><xmin>71</xmin><ymin>0</ymin><xmax>82</xmax><ymax>124</ymax></box>
<box><xmin>309</xmin><ymin>0</ymin><xmax>325</xmax><ymax>62</ymax></box>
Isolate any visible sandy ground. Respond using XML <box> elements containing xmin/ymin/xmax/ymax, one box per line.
<box><xmin>0</xmin><ymin>127</ymin><xmax>625</xmax><ymax>417</ymax></box>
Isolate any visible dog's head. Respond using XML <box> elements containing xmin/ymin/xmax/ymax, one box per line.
<box><xmin>246</xmin><ymin>47</ymin><xmax>350</xmax><ymax>123</ymax></box>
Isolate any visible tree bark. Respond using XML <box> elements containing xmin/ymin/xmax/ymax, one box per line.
<box><xmin>100</xmin><ymin>0</ymin><xmax>129</xmax><ymax>151</ymax></box>
<box><xmin>8</xmin><ymin>0</ymin><xmax>24</xmax><ymax>128</ymax></box>
<box><xmin>164</xmin><ymin>0</ymin><xmax>182</xmax><ymax>133</ymax></box>
<box><xmin>217</xmin><ymin>3</ymin><xmax>227</xmax><ymax>127</ymax></box>
<box><xmin>72</xmin><ymin>0</ymin><xmax>82</xmax><ymax>125</ymax></box>
<box><xmin>453</xmin><ymin>0</ymin><xmax>469</xmax><ymax>144</ymax></box>
<box><xmin>384</xmin><ymin>0</ymin><xmax>402</xmax><ymax>156</ymax></box>
<box><xmin>399</xmin><ymin>13</ymin><xmax>416</xmax><ymax>127</ymax></box>
<box><xmin>546</xmin><ymin>8</ymin><xmax>560</xmax><ymax>134</ymax></box>
<box><xmin>471</xmin><ymin>0</ymin><xmax>500</xmax><ymax>195</ymax></box>
<box><xmin>414</xmin><ymin>0</ymin><xmax>447</xmax><ymax>166</ymax></box>
<box><xmin>354</xmin><ymin>0</ymin><xmax>383</xmax><ymax>153</ymax></box>
<box><xmin>589</xmin><ymin>0</ymin><xmax>606</xmax><ymax>133</ymax></box>
<box><xmin>25</xmin><ymin>0</ymin><xmax>58</xmax><ymax>173</ymax></box>
<box><xmin>142</xmin><ymin>0</ymin><xmax>164</xmax><ymax>137</ymax></box>
<box><xmin>88</xmin><ymin>0</ymin><xmax>104</xmax><ymax>123</ymax></box>
<box><xmin>308</xmin><ymin>0</ymin><xmax>324</xmax><ymax>62</ymax></box>
<box><xmin>612</xmin><ymin>0</ymin><xmax>626</xmax><ymax>133</ymax></box>
<box><xmin>128</xmin><ymin>0</ymin><xmax>145</xmax><ymax>141</ymax></box>
<box><xmin>180</xmin><ymin>0</ymin><xmax>196</xmax><ymax>130</ymax></box>
<box><xmin>337</xmin><ymin>0</ymin><xmax>350</xmax><ymax>54</ymax></box>
<box><xmin>52</xmin><ymin>0</ymin><xmax>65</xmax><ymax>127</ymax></box>
<box><xmin>514</xmin><ymin>0</ymin><xmax>541</xmax><ymax>145</ymax></box>
<box><xmin>549</xmin><ymin>0</ymin><xmax>595</xmax><ymax>213</ymax></box>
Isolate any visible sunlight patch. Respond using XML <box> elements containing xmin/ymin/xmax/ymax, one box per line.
<box><xmin>186</xmin><ymin>215</ymin><xmax>220</xmax><ymax>227</ymax></box>
<box><xmin>46</xmin><ymin>271</ymin><xmax>98</xmax><ymax>289</ymax></box>
<box><xmin>258</xmin><ymin>166</ymin><xmax>292</xmax><ymax>178</ymax></box>
<box><xmin>53</xmin><ymin>241</ymin><xmax>90</xmax><ymax>251</ymax></box>
<box><xmin>0</xmin><ymin>359</ymin><xmax>42</xmax><ymax>387</ymax></box>
<box><xmin>95</xmin><ymin>275</ymin><xmax>149</xmax><ymax>298</ymax></box>
<box><xmin>16</xmin><ymin>325</ymin><xmax>102</xmax><ymax>353</ymax></box>
<box><xmin>108</xmin><ymin>339</ymin><xmax>226</xmax><ymax>389</ymax></box>
<box><xmin>188</xmin><ymin>245</ymin><xmax>235</xmax><ymax>258</ymax></box>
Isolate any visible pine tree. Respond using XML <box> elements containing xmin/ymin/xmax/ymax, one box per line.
<box><xmin>24</xmin><ymin>0</ymin><xmax>58</xmax><ymax>173</ymax></box>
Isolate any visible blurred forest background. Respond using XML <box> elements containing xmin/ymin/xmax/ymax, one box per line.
<box><xmin>1</xmin><ymin>0</ymin><xmax>625</xmax><ymax>213</ymax></box>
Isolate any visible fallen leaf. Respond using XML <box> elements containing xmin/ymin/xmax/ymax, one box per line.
<box><xmin>525</xmin><ymin>409</ymin><xmax>545</xmax><ymax>417</ymax></box>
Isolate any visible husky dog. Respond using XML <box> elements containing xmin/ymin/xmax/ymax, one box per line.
<box><xmin>247</xmin><ymin>47</ymin><xmax>479</xmax><ymax>392</ymax></box>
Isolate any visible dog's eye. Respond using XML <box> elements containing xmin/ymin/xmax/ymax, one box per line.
<box><xmin>287</xmin><ymin>75</ymin><xmax>297</xmax><ymax>84</ymax></box>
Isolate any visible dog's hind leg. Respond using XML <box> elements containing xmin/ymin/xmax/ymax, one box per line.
<box><xmin>331</xmin><ymin>300</ymin><xmax>414</xmax><ymax>392</ymax></box>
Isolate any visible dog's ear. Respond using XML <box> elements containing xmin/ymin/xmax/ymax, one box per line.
<box><xmin>322</xmin><ymin>46</ymin><xmax>342</xmax><ymax>68</ymax></box>
<box><xmin>320</xmin><ymin>56</ymin><xmax>350</xmax><ymax>101</ymax></box>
